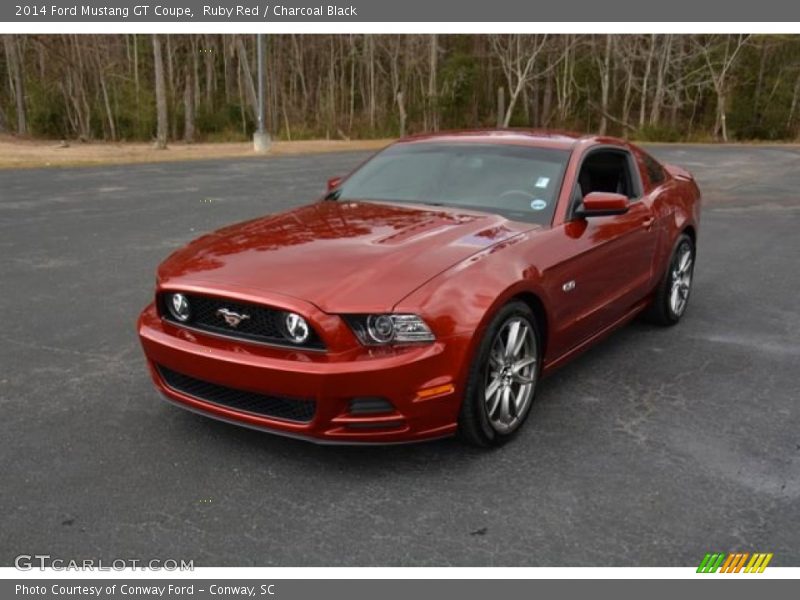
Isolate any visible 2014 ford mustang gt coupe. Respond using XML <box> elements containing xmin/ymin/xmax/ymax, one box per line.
<box><xmin>137</xmin><ymin>130</ymin><xmax>701</xmax><ymax>446</ymax></box>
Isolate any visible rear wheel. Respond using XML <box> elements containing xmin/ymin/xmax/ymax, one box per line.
<box><xmin>458</xmin><ymin>301</ymin><xmax>541</xmax><ymax>447</ymax></box>
<box><xmin>644</xmin><ymin>233</ymin><xmax>695</xmax><ymax>326</ymax></box>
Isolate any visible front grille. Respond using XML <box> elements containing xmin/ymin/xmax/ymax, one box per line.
<box><xmin>159</xmin><ymin>293</ymin><xmax>325</xmax><ymax>350</ymax></box>
<box><xmin>157</xmin><ymin>365</ymin><xmax>316</xmax><ymax>423</ymax></box>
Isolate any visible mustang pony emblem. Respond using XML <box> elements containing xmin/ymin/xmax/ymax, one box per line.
<box><xmin>216</xmin><ymin>308</ymin><xmax>250</xmax><ymax>328</ymax></box>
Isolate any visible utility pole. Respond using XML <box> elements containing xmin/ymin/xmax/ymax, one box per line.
<box><xmin>253</xmin><ymin>34</ymin><xmax>271</xmax><ymax>153</ymax></box>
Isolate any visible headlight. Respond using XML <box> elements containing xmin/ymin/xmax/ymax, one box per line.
<box><xmin>345</xmin><ymin>314</ymin><xmax>435</xmax><ymax>345</ymax></box>
<box><xmin>282</xmin><ymin>312</ymin><xmax>310</xmax><ymax>344</ymax></box>
<box><xmin>166</xmin><ymin>293</ymin><xmax>191</xmax><ymax>322</ymax></box>
<box><xmin>367</xmin><ymin>315</ymin><xmax>395</xmax><ymax>343</ymax></box>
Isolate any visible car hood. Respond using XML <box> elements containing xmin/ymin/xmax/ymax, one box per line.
<box><xmin>158</xmin><ymin>200</ymin><xmax>535</xmax><ymax>313</ymax></box>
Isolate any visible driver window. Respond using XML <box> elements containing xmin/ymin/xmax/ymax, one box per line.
<box><xmin>574</xmin><ymin>150</ymin><xmax>638</xmax><ymax>207</ymax></box>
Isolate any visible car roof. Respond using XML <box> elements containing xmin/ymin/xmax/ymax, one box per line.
<box><xmin>393</xmin><ymin>129</ymin><xmax>617</xmax><ymax>151</ymax></box>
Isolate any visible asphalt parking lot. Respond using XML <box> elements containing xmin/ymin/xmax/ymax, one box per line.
<box><xmin>1</xmin><ymin>144</ymin><xmax>798</xmax><ymax>567</ymax></box>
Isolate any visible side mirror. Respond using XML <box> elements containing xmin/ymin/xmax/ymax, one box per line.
<box><xmin>327</xmin><ymin>176</ymin><xmax>343</xmax><ymax>193</ymax></box>
<box><xmin>578</xmin><ymin>192</ymin><xmax>630</xmax><ymax>217</ymax></box>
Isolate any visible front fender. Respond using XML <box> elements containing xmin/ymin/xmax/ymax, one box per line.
<box><xmin>394</xmin><ymin>235</ymin><xmax>552</xmax><ymax>389</ymax></box>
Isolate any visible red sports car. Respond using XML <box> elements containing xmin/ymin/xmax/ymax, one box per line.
<box><xmin>138</xmin><ymin>130</ymin><xmax>701</xmax><ymax>446</ymax></box>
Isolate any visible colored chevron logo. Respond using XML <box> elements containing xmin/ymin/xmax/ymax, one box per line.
<box><xmin>697</xmin><ymin>552</ymin><xmax>773</xmax><ymax>573</ymax></box>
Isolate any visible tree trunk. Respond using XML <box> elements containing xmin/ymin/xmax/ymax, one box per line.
<box><xmin>496</xmin><ymin>86</ymin><xmax>505</xmax><ymax>128</ymax></box>
<box><xmin>649</xmin><ymin>34</ymin><xmax>672</xmax><ymax>127</ymax></box>
<box><xmin>717</xmin><ymin>89</ymin><xmax>728</xmax><ymax>142</ymax></box>
<box><xmin>184</xmin><ymin>72</ymin><xmax>195</xmax><ymax>143</ymax></box>
<box><xmin>3</xmin><ymin>35</ymin><xmax>28</xmax><ymax>135</ymax></box>
<box><xmin>786</xmin><ymin>70</ymin><xmax>800</xmax><ymax>133</ymax></box>
<box><xmin>99</xmin><ymin>71</ymin><xmax>117</xmax><ymax>140</ymax></box>
<box><xmin>152</xmin><ymin>34</ymin><xmax>168</xmax><ymax>148</ymax></box>
<box><xmin>428</xmin><ymin>34</ymin><xmax>438</xmax><ymax>131</ymax></box>
<box><xmin>133</xmin><ymin>34</ymin><xmax>141</xmax><ymax>134</ymax></box>
<box><xmin>531</xmin><ymin>81</ymin><xmax>540</xmax><ymax>127</ymax></box>
<box><xmin>599</xmin><ymin>35</ymin><xmax>612</xmax><ymax>135</ymax></box>
<box><xmin>237</xmin><ymin>37</ymin><xmax>258</xmax><ymax>121</ymax></box>
<box><xmin>639</xmin><ymin>35</ymin><xmax>655</xmax><ymax>128</ymax></box>
<box><xmin>396</xmin><ymin>90</ymin><xmax>406</xmax><ymax>137</ymax></box>
<box><xmin>368</xmin><ymin>35</ymin><xmax>376</xmax><ymax>130</ymax></box>
<box><xmin>542</xmin><ymin>74</ymin><xmax>553</xmax><ymax>126</ymax></box>
<box><xmin>752</xmin><ymin>39</ymin><xmax>768</xmax><ymax>129</ymax></box>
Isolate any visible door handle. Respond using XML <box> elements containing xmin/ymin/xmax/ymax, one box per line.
<box><xmin>642</xmin><ymin>216</ymin><xmax>655</xmax><ymax>230</ymax></box>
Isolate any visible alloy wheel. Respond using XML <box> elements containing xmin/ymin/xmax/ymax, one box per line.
<box><xmin>669</xmin><ymin>241</ymin><xmax>694</xmax><ymax>317</ymax></box>
<box><xmin>484</xmin><ymin>317</ymin><xmax>538</xmax><ymax>434</ymax></box>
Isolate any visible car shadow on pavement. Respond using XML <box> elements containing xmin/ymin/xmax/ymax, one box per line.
<box><xmin>163</xmin><ymin>317</ymin><xmax>669</xmax><ymax>477</ymax></box>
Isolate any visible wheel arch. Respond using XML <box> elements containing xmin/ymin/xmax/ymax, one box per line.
<box><xmin>682</xmin><ymin>224</ymin><xmax>697</xmax><ymax>246</ymax></box>
<box><xmin>456</xmin><ymin>282</ymin><xmax>552</xmax><ymax>391</ymax></box>
<box><xmin>510</xmin><ymin>291</ymin><xmax>549</xmax><ymax>360</ymax></box>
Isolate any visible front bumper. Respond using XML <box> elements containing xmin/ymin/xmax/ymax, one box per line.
<box><xmin>137</xmin><ymin>303</ymin><xmax>468</xmax><ymax>443</ymax></box>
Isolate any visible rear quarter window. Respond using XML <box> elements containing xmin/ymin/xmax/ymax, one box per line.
<box><xmin>641</xmin><ymin>152</ymin><xmax>667</xmax><ymax>186</ymax></box>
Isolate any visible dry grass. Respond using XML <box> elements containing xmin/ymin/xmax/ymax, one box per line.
<box><xmin>0</xmin><ymin>136</ymin><xmax>393</xmax><ymax>170</ymax></box>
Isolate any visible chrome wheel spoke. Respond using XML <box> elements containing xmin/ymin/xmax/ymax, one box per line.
<box><xmin>499</xmin><ymin>387</ymin><xmax>512</xmax><ymax>421</ymax></box>
<box><xmin>512</xmin><ymin>356</ymin><xmax>537</xmax><ymax>371</ymax></box>
<box><xmin>504</xmin><ymin>321</ymin><xmax>521</xmax><ymax>360</ymax></box>
<box><xmin>678</xmin><ymin>252</ymin><xmax>692</xmax><ymax>273</ymax></box>
<box><xmin>510</xmin><ymin>324</ymin><xmax>528</xmax><ymax>357</ymax></box>
<box><xmin>486</xmin><ymin>388</ymin><xmax>502</xmax><ymax>417</ymax></box>
<box><xmin>670</xmin><ymin>284</ymin><xmax>681</xmax><ymax>312</ymax></box>
<box><xmin>513</xmin><ymin>387</ymin><xmax>528</xmax><ymax>413</ymax></box>
<box><xmin>511</xmin><ymin>371</ymin><xmax>535</xmax><ymax>384</ymax></box>
<box><xmin>485</xmin><ymin>377</ymin><xmax>502</xmax><ymax>403</ymax></box>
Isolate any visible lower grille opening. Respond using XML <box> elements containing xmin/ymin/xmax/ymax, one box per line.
<box><xmin>157</xmin><ymin>365</ymin><xmax>315</xmax><ymax>423</ymax></box>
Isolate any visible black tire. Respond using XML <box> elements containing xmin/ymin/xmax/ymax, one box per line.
<box><xmin>458</xmin><ymin>301</ymin><xmax>541</xmax><ymax>448</ymax></box>
<box><xmin>643</xmin><ymin>233</ymin><xmax>695</xmax><ymax>326</ymax></box>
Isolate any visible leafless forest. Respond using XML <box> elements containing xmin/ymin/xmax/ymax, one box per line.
<box><xmin>2</xmin><ymin>34</ymin><xmax>799</xmax><ymax>144</ymax></box>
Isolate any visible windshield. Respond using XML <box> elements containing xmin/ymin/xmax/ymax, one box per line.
<box><xmin>333</xmin><ymin>142</ymin><xmax>570</xmax><ymax>224</ymax></box>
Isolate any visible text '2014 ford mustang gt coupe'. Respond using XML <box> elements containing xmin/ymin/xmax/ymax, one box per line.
<box><xmin>137</xmin><ymin>130</ymin><xmax>701</xmax><ymax>446</ymax></box>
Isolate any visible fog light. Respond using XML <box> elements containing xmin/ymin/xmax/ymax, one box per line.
<box><xmin>349</xmin><ymin>397</ymin><xmax>393</xmax><ymax>415</ymax></box>
<box><xmin>167</xmin><ymin>293</ymin><xmax>191</xmax><ymax>322</ymax></box>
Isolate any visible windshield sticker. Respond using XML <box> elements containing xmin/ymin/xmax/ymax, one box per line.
<box><xmin>535</xmin><ymin>177</ymin><xmax>550</xmax><ymax>188</ymax></box>
<box><xmin>530</xmin><ymin>199</ymin><xmax>547</xmax><ymax>211</ymax></box>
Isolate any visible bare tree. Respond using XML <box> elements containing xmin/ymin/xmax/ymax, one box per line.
<box><xmin>152</xmin><ymin>34</ymin><xmax>168</xmax><ymax>148</ymax></box>
<box><xmin>787</xmin><ymin>69</ymin><xmax>800</xmax><ymax>134</ymax></box>
<box><xmin>649</xmin><ymin>34</ymin><xmax>673</xmax><ymax>126</ymax></box>
<box><xmin>428</xmin><ymin>34</ymin><xmax>438</xmax><ymax>131</ymax></box>
<box><xmin>183</xmin><ymin>71</ymin><xmax>195</xmax><ymax>142</ymax></box>
<box><xmin>490</xmin><ymin>34</ymin><xmax>549</xmax><ymax>127</ymax></box>
<box><xmin>696</xmin><ymin>34</ymin><xmax>750</xmax><ymax>141</ymax></box>
<box><xmin>3</xmin><ymin>35</ymin><xmax>28</xmax><ymax>135</ymax></box>
<box><xmin>595</xmin><ymin>35</ymin><xmax>613</xmax><ymax>135</ymax></box>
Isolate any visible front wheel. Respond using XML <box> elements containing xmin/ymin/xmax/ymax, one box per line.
<box><xmin>644</xmin><ymin>233</ymin><xmax>695</xmax><ymax>326</ymax></box>
<box><xmin>458</xmin><ymin>301</ymin><xmax>541</xmax><ymax>447</ymax></box>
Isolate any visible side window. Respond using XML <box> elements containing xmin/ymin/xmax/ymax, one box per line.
<box><xmin>574</xmin><ymin>150</ymin><xmax>639</xmax><ymax>207</ymax></box>
<box><xmin>642</xmin><ymin>152</ymin><xmax>666</xmax><ymax>186</ymax></box>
